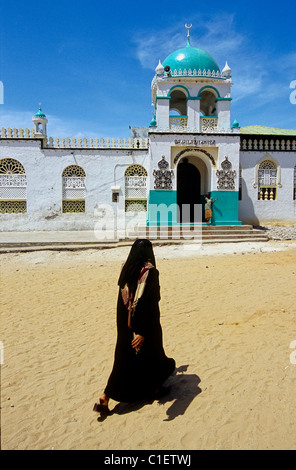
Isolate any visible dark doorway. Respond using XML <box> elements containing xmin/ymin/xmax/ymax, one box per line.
<box><xmin>177</xmin><ymin>158</ymin><xmax>201</xmax><ymax>223</ymax></box>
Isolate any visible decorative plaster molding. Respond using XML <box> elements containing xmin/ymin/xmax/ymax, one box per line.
<box><xmin>173</xmin><ymin>148</ymin><xmax>215</xmax><ymax>166</ymax></box>
<box><xmin>153</xmin><ymin>156</ymin><xmax>174</xmax><ymax>190</ymax></box>
<box><xmin>216</xmin><ymin>156</ymin><xmax>236</xmax><ymax>190</ymax></box>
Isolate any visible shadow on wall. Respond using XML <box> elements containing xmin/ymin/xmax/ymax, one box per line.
<box><xmin>239</xmin><ymin>178</ymin><xmax>260</xmax><ymax>226</ymax></box>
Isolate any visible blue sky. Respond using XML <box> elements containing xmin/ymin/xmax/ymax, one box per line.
<box><xmin>0</xmin><ymin>0</ymin><xmax>295</xmax><ymax>138</ymax></box>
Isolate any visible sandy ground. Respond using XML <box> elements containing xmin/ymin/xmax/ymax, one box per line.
<box><xmin>1</xmin><ymin>240</ymin><xmax>296</xmax><ymax>450</ymax></box>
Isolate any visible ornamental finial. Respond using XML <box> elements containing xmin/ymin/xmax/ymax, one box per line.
<box><xmin>185</xmin><ymin>24</ymin><xmax>192</xmax><ymax>37</ymax></box>
<box><xmin>185</xmin><ymin>24</ymin><xmax>192</xmax><ymax>46</ymax></box>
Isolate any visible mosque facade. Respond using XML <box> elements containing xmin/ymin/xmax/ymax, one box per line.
<box><xmin>0</xmin><ymin>28</ymin><xmax>295</xmax><ymax>236</ymax></box>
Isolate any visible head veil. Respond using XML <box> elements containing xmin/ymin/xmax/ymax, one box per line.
<box><xmin>118</xmin><ymin>239</ymin><xmax>155</xmax><ymax>328</ymax></box>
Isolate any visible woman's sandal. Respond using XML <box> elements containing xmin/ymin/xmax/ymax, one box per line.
<box><xmin>93</xmin><ymin>399</ymin><xmax>110</xmax><ymax>415</ymax></box>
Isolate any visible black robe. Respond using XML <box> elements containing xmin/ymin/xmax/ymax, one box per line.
<box><xmin>104</xmin><ymin>267</ymin><xmax>175</xmax><ymax>403</ymax></box>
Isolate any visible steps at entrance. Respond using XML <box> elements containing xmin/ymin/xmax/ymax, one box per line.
<box><xmin>125</xmin><ymin>225</ymin><xmax>269</xmax><ymax>243</ymax></box>
<box><xmin>0</xmin><ymin>226</ymin><xmax>269</xmax><ymax>253</ymax></box>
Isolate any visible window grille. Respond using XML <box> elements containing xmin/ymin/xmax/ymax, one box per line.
<box><xmin>200</xmin><ymin>117</ymin><xmax>218</xmax><ymax>132</ymax></box>
<box><xmin>62</xmin><ymin>200</ymin><xmax>85</xmax><ymax>213</ymax></box>
<box><xmin>125</xmin><ymin>165</ymin><xmax>147</xmax><ymax>212</ymax></box>
<box><xmin>169</xmin><ymin>116</ymin><xmax>188</xmax><ymax>130</ymax></box>
<box><xmin>62</xmin><ymin>165</ymin><xmax>86</xmax><ymax>213</ymax></box>
<box><xmin>0</xmin><ymin>200</ymin><xmax>26</xmax><ymax>213</ymax></box>
<box><xmin>0</xmin><ymin>158</ymin><xmax>27</xmax><ymax>213</ymax></box>
<box><xmin>125</xmin><ymin>200</ymin><xmax>147</xmax><ymax>212</ymax></box>
<box><xmin>257</xmin><ymin>160</ymin><xmax>277</xmax><ymax>200</ymax></box>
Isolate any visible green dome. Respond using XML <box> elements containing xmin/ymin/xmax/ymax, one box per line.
<box><xmin>162</xmin><ymin>41</ymin><xmax>220</xmax><ymax>74</ymax></box>
<box><xmin>149</xmin><ymin>115</ymin><xmax>157</xmax><ymax>127</ymax></box>
<box><xmin>34</xmin><ymin>106</ymin><xmax>46</xmax><ymax>118</ymax></box>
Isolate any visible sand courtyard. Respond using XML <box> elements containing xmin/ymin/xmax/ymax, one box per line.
<box><xmin>1</xmin><ymin>240</ymin><xmax>296</xmax><ymax>450</ymax></box>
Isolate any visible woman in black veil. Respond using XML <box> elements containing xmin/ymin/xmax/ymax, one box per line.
<box><xmin>94</xmin><ymin>239</ymin><xmax>175</xmax><ymax>415</ymax></box>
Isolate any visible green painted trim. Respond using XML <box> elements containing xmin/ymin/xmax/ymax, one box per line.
<box><xmin>147</xmin><ymin>190</ymin><xmax>242</xmax><ymax>226</ymax></box>
<box><xmin>215</xmin><ymin>97</ymin><xmax>232</xmax><ymax>102</ymax></box>
<box><xmin>209</xmin><ymin>190</ymin><xmax>242</xmax><ymax>226</ymax></box>
<box><xmin>186</xmin><ymin>97</ymin><xmax>201</xmax><ymax>101</ymax></box>
<box><xmin>156</xmin><ymin>96</ymin><xmax>171</xmax><ymax>100</ymax></box>
<box><xmin>170</xmin><ymin>114</ymin><xmax>188</xmax><ymax>118</ymax></box>
<box><xmin>147</xmin><ymin>190</ymin><xmax>177</xmax><ymax>227</ymax></box>
<box><xmin>202</xmin><ymin>115</ymin><xmax>218</xmax><ymax>119</ymax></box>
<box><xmin>168</xmin><ymin>85</ymin><xmax>190</xmax><ymax>98</ymax></box>
<box><xmin>197</xmin><ymin>85</ymin><xmax>220</xmax><ymax>98</ymax></box>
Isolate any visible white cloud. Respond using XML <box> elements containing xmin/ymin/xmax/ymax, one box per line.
<box><xmin>0</xmin><ymin>109</ymin><xmax>132</xmax><ymax>139</ymax></box>
<box><xmin>0</xmin><ymin>110</ymin><xmax>34</xmax><ymax>130</ymax></box>
<box><xmin>0</xmin><ymin>109</ymin><xmax>95</xmax><ymax>138</ymax></box>
<box><xmin>133</xmin><ymin>12</ymin><xmax>294</xmax><ymax>109</ymax></box>
<box><xmin>133</xmin><ymin>13</ymin><xmax>245</xmax><ymax>70</ymax></box>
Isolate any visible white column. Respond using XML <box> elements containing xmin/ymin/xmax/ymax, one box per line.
<box><xmin>156</xmin><ymin>98</ymin><xmax>170</xmax><ymax>129</ymax></box>
<box><xmin>216</xmin><ymin>99</ymin><xmax>231</xmax><ymax>131</ymax></box>
<box><xmin>187</xmin><ymin>98</ymin><xmax>200</xmax><ymax>131</ymax></box>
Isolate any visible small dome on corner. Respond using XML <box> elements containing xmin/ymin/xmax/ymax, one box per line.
<box><xmin>155</xmin><ymin>60</ymin><xmax>164</xmax><ymax>75</ymax></box>
<box><xmin>150</xmin><ymin>115</ymin><xmax>157</xmax><ymax>127</ymax></box>
<box><xmin>34</xmin><ymin>105</ymin><xmax>46</xmax><ymax>119</ymax></box>
<box><xmin>222</xmin><ymin>61</ymin><xmax>231</xmax><ymax>77</ymax></box>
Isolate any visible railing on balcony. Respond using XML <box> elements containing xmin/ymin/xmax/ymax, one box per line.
<box><xmin>169</xmin><ymin>115</ymin><xmax>219</xmax><ymax>132</ymax></box>
<box><xmin>200</xmin><ymin>116</ymin><xmax>218</xmax><ymax>132</ymax></box>
<box><xmin>258</xmin><ymin>186</ymin><xmax>277</xmax><ymax>201</ymax></box>
<box><xmin>169</xmin><ymin>116</ymin><xmax>188</xmax><ymax>130</ymax></box>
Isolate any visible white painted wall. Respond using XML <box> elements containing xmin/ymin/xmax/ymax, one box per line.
<box><xmin>1</xmin><ymin>138</ymin><xmax>295</xmax><ymax>231</ymax></box>
<box><xmin>154</xmin><ymin>77</ymin><xmax>232</xmax><ymax>131</ymax></box>
<box><xmin>149</xmin><ymin>132</ymin><xmax>240</xmax><ymax>192</ymax></box>
<box><xmin>239</xmin><ymin>151</ymin><xmax>296</xmax><ymax>224</ymax></box>
<box><xmin>0</xmin><ymin>139</ymin><xmax>149</xmax><ymax>231</ymax></box>
<box><xmin>216</xmin><ymin>100</ymin><xmax>231</xmax><ymax>131</ymax></box>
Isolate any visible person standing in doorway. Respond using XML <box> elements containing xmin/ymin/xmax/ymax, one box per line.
<box><xmin>204</xmin><ymin>192</ymin><xmax>218</xmax><ymax>225</ymax></box>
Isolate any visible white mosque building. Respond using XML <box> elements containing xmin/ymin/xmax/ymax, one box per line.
<box><xmin>0</xmin><ymin>27</ymin><xmax>295</xmax><ymax>237</ymax></box>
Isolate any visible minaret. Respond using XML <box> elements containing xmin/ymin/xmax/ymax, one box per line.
<box><xmin>32</xmin><ymin>104</ymin><xmax>48</xmax><ymax>138</ymax></box>
<box><xmin>151</xmin><ymin>24</ymin><xmax>232</xmax><ymax>131</ymax></box>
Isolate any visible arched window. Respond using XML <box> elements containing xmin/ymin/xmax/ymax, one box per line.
<box><xmin>200</xmin><ymin>89</ymin><xmax>218</xmax><ymax>117</ymax></box>
<box><xmin>0</xmin><ymin>158</ymin><xmax>27</xmax><ymax>213</ymax></box>
<box><xmin>169</xmin><ymin>89</ymin><xmax>188</xmax><ymax>130</ymax></box>
<box><xmin>62</xmin><ymin>165</ymin><xmax>86</xmax><ymax>213</ymax></box>
<box><xmin>258</xmin><ymin>160</ymin><xmax>277</xmax><ymax>200</ymax></box>
<box><xmin>125</xmin><ymin>164</ymin><xmax>148</xmax><ymax>212</ymax></box>
<box><xmin>199</xmin><ymin>89</ymin><xmax>218</xmax><ymax>132</ymax></box>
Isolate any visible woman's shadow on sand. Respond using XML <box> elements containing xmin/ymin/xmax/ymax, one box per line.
<box><xmin>98</xmin><ymin>365</ymin><xmax>201</xmax><ymax>422</ymax></box>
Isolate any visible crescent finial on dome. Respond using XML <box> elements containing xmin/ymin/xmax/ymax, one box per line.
<box><xmin>185</xmin><ymin>24</ymin><xmax>192</xmax><ymax>46</ymax></box>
